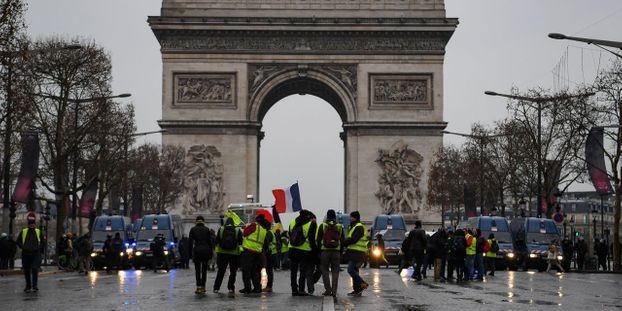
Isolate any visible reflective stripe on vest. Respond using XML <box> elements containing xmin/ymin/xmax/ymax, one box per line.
<box><xmin>215</xmin><ymin>226</ymin><xmax>241</xmax><ymax>255</ymax></box>
<box><xmin>466</xmin><ymin>234</ymin><xmax>477</xmax><ymax>255</ymax></box>
<box><xmin>280</xmin><ymin>237</ymin><xmax>289</xmax><ymax>253</ymax></box>
<box><xmin>320</xmin><ymin>222</ymin><xmax>343</xmax><ymax>251</ymax></box>
<box><xmin>242</xmin><ymin>224</ymin><xmax>267</xmax><ymax>253</ymax></box>
<box><xmin>269</xmin><ymin>231</ymin><xmax>277</xmax><ymax>254</ymax></box>
<box><xmin>486</xmin><ymin>239</ymin><xmax>497</xmax><ymax>258</ymax></box>
<box><xmin>22</xmin><ymin>228</ymin><xmax>41</xmax><ymax>245</ymax></box>
<box><xmin>347</xmin><ymin>222</ymin><xmax>368</xmax><ymax>253</ymax></box>
<box><xmin>289</xmin><ymin>219</ymin><xmax>312</xmax><ymax>251</ymax></box>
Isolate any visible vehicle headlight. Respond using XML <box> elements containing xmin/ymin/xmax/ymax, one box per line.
<box><xmin>557</xmin><ymin>255</ymin><xmax>563</xmax><ymax>261</ymax></box>
<box><xmin>506</xmin><ymin>252</ymin><xmax>515</xmax><ymax>259</ymax></box>
<box><xmin>90</xmin><ymin>252</ymin><xmax>97</xmax><ymax>258</ymax></box>
<box><xmin>120</xmin><ymin>252</ymin><xmax>124</xmax><ymax>256</ymax></box>
<box><xmin>135</xmin><ymin>251</ymin><xmax>143</xmax><ymax>256</ymax></box>
<box><xmin>126</xmin><ymin>248</ymin><xmax>133</xmax><ymax>254</ymax></box>
<box><xmin>529</xmin><ymin>253</ymin><xmax>538</xmax><ymax>259</ymax></box>
<box><xmin>164</xmin><ymin>250</ymin><xmax>169</xmax><ymax>256</ymax></box>
<box><xmin>372</xmin><ymin>248</ymin><xmax>381</xmax><ymax>257</ymax></box>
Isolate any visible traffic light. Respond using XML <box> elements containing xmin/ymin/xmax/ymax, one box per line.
<box><xmin>574</xmin><ymin>231</ymin><xmax>580</xmax><ymax>237</ymax></box>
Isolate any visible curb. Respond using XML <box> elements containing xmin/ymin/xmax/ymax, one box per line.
<box><xmin>322</xmin><ymin>296</ymin><xmax>335</xmax><ymax>311</ymax></box>
<box><xmin>0</xmin><ymin>269</ymin><xmax>62</xmax><ymax>277</ymax></box>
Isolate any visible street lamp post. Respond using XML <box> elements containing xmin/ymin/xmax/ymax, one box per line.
<box><xmin>484</xmin><ymin>91</ymin><xmax>595</xmax><ymax>218</ymax></box>
<box><xmin>548</xmin><ymin>33</ymin><xmax>622</xmax><ymax>59</ymax></box>
<box><xmin>1</xmin><ymin>44</ymin><xmax>82</xmax><ymax>237</ymax></box>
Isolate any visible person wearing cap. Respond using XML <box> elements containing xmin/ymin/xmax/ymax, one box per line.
<box><xmin>16</xmin><ymin>215</ymin><xmax>43</xmax><ymax>292</ymax></box>
<box><xmin>343</xmin><ymin>211</ymin><xmax>369</xmax><ymax>296</ymax></box>
<box><xmin>240</xmin><ymin>214</ymin><xmax>271</xmax><ymax>294</ymax></box>
<box><xmin>288</xmin><ymin>209</ymin><xmax>317</xmax><ymax>296</ymax></box>
<box><xmin>315</xmin><ymin>209</ymin><xmax>343</xmax><ymax>297</ymax></box>
<box><xmin>189</xmin><ymin>215</ymin><xmax>215</xmax><ymax>294</ymax></box>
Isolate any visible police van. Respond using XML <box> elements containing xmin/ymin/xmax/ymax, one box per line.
<box><xmin>369</xmin><ymin>214</ymin><xmax>407</xmax><ymax>268</ymax></box>
<box><xmin>510</xmin><ymin>217</ymin><xmax>561</xmax><ymax>271</ymax></box>
<box><xmin>132</xmin><ymin>213</ymin><xmax>183</xmax><ymax>268</ymax></box>
<box><xmin>465</xmin><ymin>216</ymin><xmax>513</xmax><ymax>269</ymax></box>
<box><xmin>89</xmin><ymin>215</ymin><xmax>132</xmax><ymax>270</ymax></box>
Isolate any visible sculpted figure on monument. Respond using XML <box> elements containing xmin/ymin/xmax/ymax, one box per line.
<box><xmin>375</xmin><ymin>141</ymin><xmax>423</xmax><ymax>214</ymax></box>
<box><xmin>177</xmin><ymin>77</ymin><xmax>232</xmax><ymax>104</ymax></box>
<box><xmin>182</xmin><ymin>145</ymin><xmax>225</xmax><ymax>215</ymax></box>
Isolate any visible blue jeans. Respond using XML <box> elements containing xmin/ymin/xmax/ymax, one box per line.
<box><xmin>347</xmin><ymin>260</ymin><xmax>364</xmax><ymax>290</ymax></box>
<box><xmin>465</xmin><ymin>255</ymin><xmax>475</xmax><ymax>280</ymax></box>
<box><xmin>474</xmin><ymin>253</ymin><xmax>484</xmax><ymax>279</ymax></box>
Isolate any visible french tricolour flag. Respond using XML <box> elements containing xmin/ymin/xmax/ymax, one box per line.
<box><xmin>272</xmin><ymin>182</ymin><xmax>303</xmax><ymax>213</ymax></box>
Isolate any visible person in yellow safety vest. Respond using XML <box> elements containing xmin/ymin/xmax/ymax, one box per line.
<box><xmin>464</xmin><ymin>229</ymin><xmax>477</xmax><ymax>281</ymax></box>
<box><xmin>213</xmin><ymin>217</ymin><xmax>242</xmax><ymax>295</ymax></box>
<box><xmin>485</xmin><ymin>233</ymin><xmax>498</xmax><ymax>277</ymax></box>
<box><xmin>16</xmin><ymin>214</ymin><xmax>43</xmax><ymax>293</ymax></box>
<box><xmin>315</xmin><ymin>209</ymin><xmax>344</xmax><ymax>297</ymax></box>
<box><xmin>343</xmin><ymin>211</ymin><xmax>369</xmax><ymax>296</ymax></box>
<box><xmin>288</xmin><ymin>209</ymin><xmax>317</xmax><ymax>296</ymax></box>
<box><xmin>240</xmin><ymin>214</ymin><xmax>272</xmax><ymax>294</ymax></box>
<box><xmin>263</xmin><ymin>228</ymin><xmax>282</xmax><ymax>293</ymax></box>
<box><xmin>280</xmin><ymin>231</ymin><xmax>290</xmax><ymax>270</ymax></box>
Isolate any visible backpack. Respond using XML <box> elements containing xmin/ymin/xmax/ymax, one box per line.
<box><xmin>490</xmin><ymin>240</ymin><xmax>499</xmax><ymax>253</ymax></box>
<box><xmin>453</xmin><ymin>237</ymin><xmax>466</xmax><ymax>256</ymax></box>
<box><xmin>290</xmin><ymin>223</ymin><xmax>306</xmax><ymax>247</ymax></box>
<box><xmin>219</xmin><ymin>226</ymin><xmax>238</xmax><ymax>250</ymax></box>
<box><xmin>483</xmin><ymin>240</ymin><xmax>491</xmax><ymax>253</ymax></box>
<box><xmin>322</xmin><ymin>223</ymin><xmax>340</xmax><ymax>249</ymax></box>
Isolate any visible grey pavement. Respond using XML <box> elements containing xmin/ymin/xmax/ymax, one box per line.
<box><xmin>0</xmin><ymin>266</ymin><xmax>620</xmax><ymax>310</ymax></box>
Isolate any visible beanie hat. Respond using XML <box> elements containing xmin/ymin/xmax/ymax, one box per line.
<box><xmin>326</xmin><ymin>209</ymin><xmax>337</xmax><ymax>221</ymax></box>
<box><xmin>195</xmin><ymin>215</ymin><xmax>205</xmax><ymax>223</ymax></box>
<box><xmin>350</xmin><ymin>211</ymin><xmax>360</xmax><ymax>221</ymax></box>
<box><xmin>255</xmin><ymin>214</ymin><xmax>265</xmax><ymax>221</ymax></box>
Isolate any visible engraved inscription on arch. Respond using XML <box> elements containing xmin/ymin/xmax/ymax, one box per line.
<box><xmin>173</xmin><ymin>73</ymin><xmax>236</xmax><ymax>108</ymax></box>
<box><xmin>369</xmin><ymin>74</ymin><xmax>433</xmax><ymax>110</ymax></box>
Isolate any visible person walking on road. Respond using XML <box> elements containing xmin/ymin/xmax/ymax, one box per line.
<box><xmin>596</xmin><ymin>239</ymin><xmax>609</xmax><ymax>271</ymax></box>
<box><xmin>316</xmin><ymin>209</ymin><xmax>343</xmax><ymax>297</ymax></box>
<box><xmin>408</xmin><ymin>220</ymin><xmax>427</xmax><ymax>282</ymax></box>
<box><xmin>102</xmin><ymin>234</ymin><xmax>114</xmax><ymax>274</ymax></box>
<box><xmin>77</xmin><ymin>232</ymin><xmax>93</xmax><ymax>275</ymax></box>
<box><xmin>213</xmin><ymin>217</ymin><xmax>242</xmax><ymax>295</ymax></box>
<box><xmin>240</xmin><ymin>214</ymin><xmax>271</xmax><ymax>294</ymax></box>
<box><xmin>288</xmin><ymin>209</ymin><xmax>316</xmax><ymax>296</ymax></box>
<box><xmin>464</xmin><ymin>229</ymin><xmax>477</xmax><ymax>281</ymax></box>
<box><xmin>0</xmin><ymin>233</ymin><xmax>11</xmax><ymax>270</ymax></box>
<box><xmin>189</xmin><ymin>215</ymin><xmax>215</xmax><ymax>294</ymax></box>
<box><xmin>344</xmin><ymin>211</ymin><xmax>369</xmax><ymax>296</ymax></box>
<box><xmin>16</xmin><ymin>214</ymin><xmax>43</xmax><ymax>292</ymax></box>
<box><xmin>178</xmin><ymin>234</ymin><xmax>191</xmax><ymax>269</ymax></box>
<box><xmin>263</xmin><ymin>226</ymin><xmax>280</xmax><ymax>293</ymax></box>
<box><xmin>575</xmin><ymin>237</ymin><xmax>588</xmax><ymax>271</ymax></box>
<box><xmin>561</xmin><ymin>236</ymin><xmax>573</xmax><ymax>272</ymax></box>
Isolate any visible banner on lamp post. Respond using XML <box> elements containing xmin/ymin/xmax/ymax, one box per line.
<box><xmin>12</xmin><ymin>133</ymin><xmax>39</xmax><ymax>203</ymax></box>
<box><xmin>585</xmin><ymin>127</ymin><xmax>613</xmax><ymax>195</ymax></box>
<box><xmin>79</xmin><ymin>177</ymin><xmax>98</xmax><ymax>218</ymax></box>
<box><xmin>130</xmin><ymin>187</ymin><xmax>143</xmax><ymax>223</ymax></box>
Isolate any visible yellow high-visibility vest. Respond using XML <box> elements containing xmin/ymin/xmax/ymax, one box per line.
<box><xmin>347</xmin><ymin>222</ymin><xmax>368</xmax><ymax>253</ymax></box>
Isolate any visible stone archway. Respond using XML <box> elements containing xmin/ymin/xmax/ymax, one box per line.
<box><xmin>150</xmin><ymin>0</ymin><xmax>458</xmax><ymax>224</ymax></box>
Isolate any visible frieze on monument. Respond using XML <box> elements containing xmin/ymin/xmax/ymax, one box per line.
<box><xmin>375</xmin><ymin>141</ymin><xmax>424</xmax><ymax>214</ymax></box>
<box><xmin>181</xmin><ymin>145</ymin><xmax>225</xmax><ymax>215</ymax></box>
<box><xmin>370</xmin><ymin>74</ymin><xmax>433</xmax><ymax>109</ymax></box>
<box><xmin>174</xmin><ymin>73</ymin><xmax>236</xmax><ymax>108</ymax></box>
<box><xmin>158</xmin><ymin>33</ymin><xmax>448</xmax><ymax>54</ymax></box>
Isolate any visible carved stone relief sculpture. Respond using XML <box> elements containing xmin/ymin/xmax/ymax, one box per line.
<box><xmin>375</xmin><ymin>141</ymin><xmax>424</xmax><ymax>214</ymax></box>
<box><xmin>174</xmin><ymin>73</ymin><xmax>236</xmax><ymax>108</ymax></box>
<box><xmin>370</xmin><ymin>74</ymin><xmax>432</xmax><ymax>109</ymax></box>
<box><xmin>182</xmin><ymin>145</ymin><xmax>225</xmax><ymax>215</ymax></box>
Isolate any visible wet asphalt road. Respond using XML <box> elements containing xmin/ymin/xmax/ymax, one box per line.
<box><xmin>0</xmin><ymin>266</ymin><xmax>620</xmax><ymax>310</ymax></box>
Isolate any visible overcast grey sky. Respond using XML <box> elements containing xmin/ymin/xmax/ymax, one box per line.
<box><xmin>25</xmin><ymin>1</ymin><xmax>621</xmax><ymax>216</ymax></box>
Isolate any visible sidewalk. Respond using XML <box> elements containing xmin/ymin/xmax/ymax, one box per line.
<box><xmin>0</xmin><ymin>259</ymin><xmax>63</xmax><ymax>277</ymax></box>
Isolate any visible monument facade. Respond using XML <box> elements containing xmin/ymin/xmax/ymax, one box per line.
<box><xmin>149</xmin><ymin>0</ymin><xmax>458</xmax><ymax>223</ymax></box>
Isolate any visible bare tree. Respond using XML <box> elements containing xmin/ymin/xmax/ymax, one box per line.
<box><xmin>427</xmin><ymin>145</ymin><xmax>465</xmax><ymax>226</ymax></box>
<box><xmin>507</xmin><ymin>88</ymin><xmax>595</xmax><ymax>218</ymax></box>
<box><xmin>24</xmin><ymin>37</ymin><xmax>112</xmax><ymax>243</ymax></box>
<box><xmin>128</xmin><ymin>144</ymin><xmax>184</xmax><ymax>215</ymax></box>
<box><xmin>592</xmin><ymin>59</ymin><xmax>622</xmax><ymax>271</ymax></box>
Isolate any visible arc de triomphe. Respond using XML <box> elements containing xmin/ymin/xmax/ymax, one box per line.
<box><xmin>149</xmin><ymin>0</ymin><xmax>457</xmax><ymax>223</ymax></box>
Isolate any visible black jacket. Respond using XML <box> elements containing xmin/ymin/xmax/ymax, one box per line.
<box><xmin>189</xmin><ymin>223</ymin><xmax>214</xmax><ymax>259</ymax></box>
<box><xmin>409</xmin><ymin>228</ymin><xmax>427</xmax><ymax>251</ymax></box>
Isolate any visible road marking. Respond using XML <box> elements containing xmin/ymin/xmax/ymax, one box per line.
<box><xmin>323</xmin><ymin>296</ymin><xmax>335</xmax><ymax>311</ymax></box>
